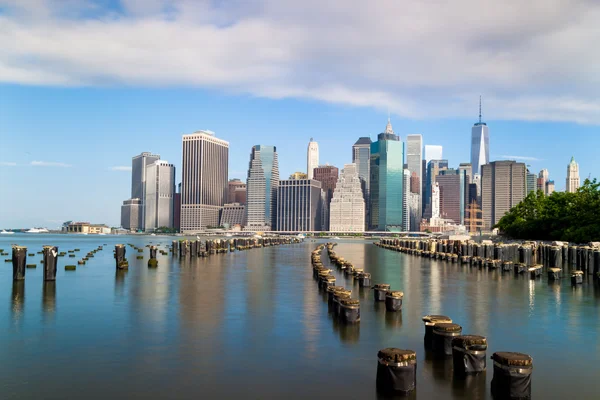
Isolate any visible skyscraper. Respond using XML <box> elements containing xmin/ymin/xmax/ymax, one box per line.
<box><xmin>470</xmin><ymin>97</ymin><xmax>490</xmax><ymax>176</ymax></box>
<box><xmin>307</xmin><ymin>138</ymin><xmax>319</xmax><ymax>179</ymax></box>
<box><xmin>526</xmin><ymin>170</ymin><xmax>537</xmax><ymax>194</ymax></box>
<box><xmin>406</xmin><ymin>134</ymin><xmax>423</xmax><ymax>226</ymax></box>
<box><xmin>228</xmin><ymin>179</ymin><xmax>247</xmax><ymax>205</ymax></box>
<box><xmin>181</xmin><ymin>130</ymin><xmax>229</xmax><ymax>232</ymax></box>
<box><xmin>481</xmin><ymin>161</ymin><xmax>526</xmax><ymax>229</ymax></box>
<box><xmin>538</xmin><ymin>169</ymin><xmax>549</xmax><ymax>194</ymax></box>
<box><xmin>245</xmin><ymin>145</ymin><xmax>280</xmax><ymax>231</ymax></box>
<box><xmin>127</xmin><ymin>151</ymin><xmax>160</xmax><ymax>230</ymax></box>
<box><xmin>121</xmin><ymin>198</ymin><xmax>141</xmax><ymax>231</ymax></box>
<box><xmin>424</xmin><ymin>145</ymin><xmax>443</xmax><ymax>164</ymax></box>
<box><xmin>423</xmin><ymin>159</ymin><xmax>449</xmax><ymax>218</ymax></box>
<box><xmin>144</xmin><ymin>160</ymin><xmax>175</xmax><ymax>231</ymax></box>
<box><xmin>402</xmin><ymin>170</ymin><xmax>411</xmax><ymax>231</ymax></box>
<box><xmin>370</xmin><ymin>119</ymin><xmax>404</xmax><ymax>231</ymax></box>
<box><xmin>329</xmin><ymin>163</ymin><xmax>365</xmax><ymax>232</ymax></box>
<box><xmin>352</xmin><ymin>137</ymin><xmax>372</xmax><ymax>229</ymax></box>
<box><xmin>313</xmin><ymin>165</ymin><xmax>339</xmax><ymax>231</ymax></box>
<box><xmin>276</xmin><ymin>179</ymin><xmax>322</xmax><ymax>231</ymax></box>
<box><xmin>435</xmin><ymin>169</ymin><xmax>466</xmax><ymax>225</ymax></box>
<box><xmin>546</xmin><ymin>180</ymin><xmax>555</xmax><ymax>195</ymax></box>
<box><xmin>566</xmin><ymin>156</ymin><xmax>580</xmax><ymax>193</ymax></box>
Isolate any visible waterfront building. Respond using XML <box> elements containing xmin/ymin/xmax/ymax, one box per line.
<box><xmin>566</xmin><ymin>156</ymin><xmax>580</xmax><ymax>193</ymax></box>
<box><xmin>406</xmin><ymin>134</ymin><xmax>423</xmax><ymax>227</ymax></box>
<box><xmin>289</xmin><ymin>172</ymin><xmax>308</xmax><ymax>180</ymax></box>
<box><xmin>276</xmin><ymin>179</ymin><xmax>322</xmax><ymax>231</ymax></box>
<box><xmin>220</xmin><ymin>203</ymin><xmax>246</xmax><ymax>228</ymax></box>
<box><xmin>122</xmin><ymin>151</ymin><xmax>160</xmax><ymax>231</ymax></box>
<box><xmin>313</xmin><ymin>165</ymin><xmax>339</xmax><ymax>231</ymax></box>
<box><xmin>423</xmin><ymin>159</ymin><xmax>449</xmax><ymax>218</ymax></box>
<box><xmin>121</xmin><ymin>198</ymin><xmax>142</xmax><ymax>231</ymax></box>
<box><xmin>481</xmin><ymin>160</ymin><xmax>527</xmax><ymax>229</ymax></box>
<box><xmin>228</xmin><ymin>179</ymin><xmax>247</xmax><ymax>205</ymax></box>
<box><xmin>307</xmin><ymin>138</ymin><xmax>319</xmax><ymax>179</ymax></box>
<box><xmin>370</xmin><ymin>119</ymin><xmax>404</xmax><ymax>231</ymax></box>
<box><xmin>424</xmin><ymin>145</ymin><xmax>443</xmax><ymax>164</ymax></box>
<box><xmin>144</xmin><ymin>160</ymin><xmax>175</xmax><ymax>232</ymax></box>
<box><xmin>66</xmin><ymin>222</ymin><xmax>111</xmax><ymax>234</ymax></box>
<box><xmin>526</xmin><ymin>170</ymin><xmax>537</xmax><ymax>194</ymax></box>
<box><xmin>245</xmin><ymin>145</ymin><xmax>280</xmax><ymax>231</ymax></box>
<box><xmin>352</xmin><ymin>137</ymin><xmax>372</xmax><ymax>229</ymax></box>
<box><xmin>470</xmin><ymin>98</ymin><xmax>489</xmax><ymax>176</ymax></box>
<box><xmin>436</xmin><ymin>168</ymin><xmax>466</xmax><ymax>225</ymax></box>
<box><xmin>181</xmin><ymin>130</ymin><xmax>229</xmax><ymax>232</ymax></box>
<box><xmin>329</xmin><ymin>163</ymin><xmax>365</xmax><ymax>232</ymax></box>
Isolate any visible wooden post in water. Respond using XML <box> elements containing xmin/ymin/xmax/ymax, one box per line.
<box><xmin>12</xmin><ymin>246</ymin><xmax>27</xmax><ymax>281</ymax></box>
<box><xmin>114</xmin><ymin>244</ymin><xmax>128</xmax><ymax>269</ymax></box>
<box><xmin>491</xmin><ymin>352</ymin><xmax>533</xmax><ymax>399</ymax></box>
<box><xmin>42</xmin><ymin>245</ymin><xmax>58</xmax><ymax>281</ymax></box>
<box><xmin>376</xmin><ymin>348</ymin><xmax>417</xmax><ymax>395</ymax></box>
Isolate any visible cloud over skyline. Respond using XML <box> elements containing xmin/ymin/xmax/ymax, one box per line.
<box><xmin>31</xmin><ymin>160</ymin><xmax>72</xmax><ymax>167</ymax></box>
<box><xmin>0</xmin><ymin>161</ymin><xmax>17</xmax><ymax>166</ymax></box>
<box><xmin>499</xmin><ymin>155</ymin><xmax>542</xmax><ymax>162</ymax></box>
<box><xmin>1</xmin><ymin>0</ymin><xmax>600</xmax><ymax>123</ymax></box>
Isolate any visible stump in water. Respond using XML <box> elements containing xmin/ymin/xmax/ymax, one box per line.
<box><xmin>571</xmin><ymin>270</ymin><xmax>583</xmax><ymax>285</ymax></box>
<box><xmin>452</xmin><ymin>335</ymin><xmax>487</xmax><ymax>375</ymax></box>
<box><xmin>432</xmin><ymin>323</ymin><xmax>463</xmax><ymax>356</ymax></box>
<box><xmin>385</xmin><ymin>291</ymin><xmax>403</xmax><ymax>312</ymax></box>
<box><xmin>376</xmin><ymin>348</ymin><xmax>417</xmax><ymax>395</ymax></box>
<box><xmin>339</xmin><ymin>298</ymin><xmax>360</xmax><ymax>323</ymax></box>
<box><xmin>114</xmin><ymin>244</ymin><xmax>126</xmax><ymax>269</ymax></box>
<box><xmin>43</xmin><ymin>246</ymin><xmax>58</xmax><ymax>281</ymax></box>
<box><xmin>548</xmin><ymin>268</ymin><xmax>562</xmax><ymax>281</ymax></box>
<box><xmin>358</xmin><ymin>272</ymin><xmax>371</xmax><ymax>288</ymax></box>
<box><xmin>65</xmin><ymin>265</ymin><xmax>76</xmax><ymax>271</ymax></box>
<box><xmin>491</xmin><ymin>352</ymin><xmax>533</xmax><ymax>399</ymax></box>
<box><xmin>373</xmin><ymin>284</ymin><xmax>390</xmax><ymax>302</ymax></box>
<box><xmin>149</xmin><ymin>245</ymin><xmax>157</xmax><ymax>259</ymax></box>
<box><xmin>333</xmin><ymin>290</ymin><xmax>352</xmax><ymax>317</ymax></box>
<box><xmin>148</xmin><ymin>258</ymin><xmax>158</xmax><ymax>268</ymax></box>
<box><xmin>12</xmin><ymin>246</ymin><xmax>27</xmax><ymax>281</ymax></box>
<box><xmin>422</xmin><ymin>315</ymin><xmax>452</xmax><ymax>349</ymax></box>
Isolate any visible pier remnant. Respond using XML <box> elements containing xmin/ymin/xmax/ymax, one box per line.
<box><xmin>571</xmin><ymin>270</ymin><xmax>583</xmax><ymax>285</ymax></box>
<box><xmin>432</xmin><ymin>323</ymin><xmax>463</xmax><ymax>356</ymax></box>
<box><xmin>385</xmin><ymin>291</ymin><xmax>403</xmax><ymax>312</ymax></box>
<box><xmin>115</xmin><ymin>244</ymin><xmax>128</xmax><ymax>269</ymax></box>
<box><xmin>373</xmin><ymin>284</ymin><xmax>390</xmax><ymax>302</ymax></box>
<box><xmin>452</xmin><ymin>335</ymin><xmax>487</xmax><ymax>375</ymax></box>
<box><xmin>339</xmin><ymin>298</ymin><xmax>360</xmax><ymax>323</ymax></box>
<box><xmin>42</xmin><ymin>245</ymin><xmax>58</xmax><ymax>281</ymax></box>
<box><xmin>12</xmin><ymin>246</ymin><xmax>27</xmax><ymax>281</ymax></box>
<box><xmin>376</xmin><ymin>348</ymin><xmax>417</xmax><ymax>395</ymax></box>
<box><xmin>548</xmin><ymin>268</ymin><xmax>562</xmax><ymax>281</ymax></box>
<box><xmin>491</xmin><ymin>352</ymin><xmax>533</xmax><ymax>399</ymax></box>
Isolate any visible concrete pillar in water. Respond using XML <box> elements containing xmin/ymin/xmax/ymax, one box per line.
<box><xmin>172</xmin><ymin>240</ymin><xmax>178</xmax><ymax>254</ymax></box>
<box><xmin>491</xmin><ymin>352</ymin><xmax>533</xmax><ymax>399</ymax></box>
<box><xmin>422</xmin><ymin>315</ymin><xmax>452</xmax><ymax>349</ymax></box>
<box><xmin>373</xmin><ymin>284</ymin><xmax>390</xmax><ymax>302</ymax></box>
<box><xmin>550</xmin><ymin>246</ymin><xmax>561</xmax><ymax>269</ymax></box>
<box><xmin>12</xmin><ymin>246</ymin><xmax>27</xmax><ymax>281</ymax></box>
<box><xmin>571</xmin><ymin>270</ymin><xmax>583</xmax><ymax>285</ymax></box>
<box><xmin>114</xmin><ymin>244</ymin><xmax>128</xmax><ymax>269</ymax></box>
<box><xmin>339</xmin><ymin>298</ymin><xmax>360</xmax><ymax>323</ymax></box>
<box><xmin>432</xmin><ymin>323</ymin><xmax>463</xmax><ymax>356</ymax></box>
<box><xmin>148</xmin><ymin>245</ymin><xmax>158</xmax><ymax>267</ymax></box>
<box><xmin>593</xmin><ymin>250</ymin><xmax>600</xmax><ymax>277</ymax></box>
<box><xmin>179</xmin><ymin>240</ymin><xmax>188</xmax><ymax>257</ymax></box>
<box><xmin>190</xmin><ymin>240</ymin><xmax>197</xmax><ymax>256</ymax></box>
<box><xmin>452</xmin><ymin>335</ymin><xmax>487</xmax><ymax>375</ymax></box>
<box><xmin>548</xmin><ymin>268</ymin><xmax>562</xmax><ymax>280</ymax></box>
<box><xmin>376</xmin><ymin>348</ymin><xmax>417</xmax><ymax>395</ymax></box>
<box><xmin>385</xmin><ymin>291</ymin><xmax>403</xmax><ymax>312</ymax></box>
<box><xmin>333</xmin><ymin>290</ymin><xmax>351</xmax><ymax>317</ymax></box>
<box><xmin>358</xmin><ymin>272</ymin><xmax>371</xmax><ymax>288</ymax></box>
<box><xmin>42</xmin><ymin>245</ymin><xmax>58</xmax><ymax>281</ymax></box>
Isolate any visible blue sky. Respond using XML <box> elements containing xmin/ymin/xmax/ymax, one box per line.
<box><xmin>1</xmin><ymin>0</ymin><xmax>599</xmax><ymax>228</ymax></box>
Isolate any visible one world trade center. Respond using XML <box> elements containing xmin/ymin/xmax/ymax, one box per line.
<box><xmin>471</xmin><ymin>97</ymin><xmax>489</xmax><ymax>176</ymax></box>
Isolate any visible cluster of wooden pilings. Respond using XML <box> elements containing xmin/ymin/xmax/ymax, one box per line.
<box><xmin>377</xmin><ymin>238</ymin><xmax>600</xmax><ymax>284</ymax></box>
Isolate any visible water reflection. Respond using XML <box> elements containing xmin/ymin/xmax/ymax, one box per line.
<box><xmin>42</xmin><ymin>281</ymin><xmax>56</xmax><ymax>316</ymax></box>
<box><xmin>115</xmin><ymin>270</ymin><xmax>127</xmax><ymax>300</ymax></box>
<box><xmin>385</xmin><ymin>311</ymin><xmax>403</xmax><ymax>329</ymax></box>
<box><xmin>451</xmin><ymin>372</ymin><xmax>486</xmax><ymax>400</ymax></box>
<box><xmin>332</xmin><ymin>317</ymin><xmax>360</xmax><ymax>343</ymax></box>
<box><xmin>11</xmin><ymin>280</ymin><xmax>25</xmax><ymax>322</ymax></box>
<box><xmin>424</xmin><ymin>350</ymin><xmax>454</xmax><ymax>383</ymax></box>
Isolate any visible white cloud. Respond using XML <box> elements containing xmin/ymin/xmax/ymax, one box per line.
<box><xmin>1</xmin><ymin>0</ymin><xmax>600</xmax><ymax>123</ymax></box>
<box><xmin>31</xmin><ymin>160</ymin><xmax>72</xmax><ymax>167</ymax></box>
<box><xmin>0</xmin><ymin>161</ymin><xmax>17</xmax><ymax>166</ymax></box>
<box><xmin>111</xmin><ymin>166</ymin><xmax>132</xmax><ymax>171</ymax></box>
<box><xmin>499</xmin><ymin>155</ymin><xmax>542</xmax><ymax>161</ymax></box>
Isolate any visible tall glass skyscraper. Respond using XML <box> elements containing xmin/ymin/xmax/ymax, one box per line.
<box><xmin>369</xmin><ymin>119</ymin><xmax>404</xmax><ymax>231</ymax></box>
<box><xmin>246</xmin><ymin>145</ymin><xmax>280</xmax><ymax>231</ymax></box>
<box><xmin>352</xmin><ymin>137</ymin><xmax>372</xmax><ymax>229</ymax></box>
<box><xmin>406</xmin><ymin>134</ymin><xmax>423</xmax><ymax>225</ymax></box>
<box><xmin>471</xmin><ymin>98</ymin><xmax>490</xmax><ymax>176</ymax></box>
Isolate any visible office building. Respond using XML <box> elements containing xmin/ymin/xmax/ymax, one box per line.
<box><xmin>470</xmin><ymin>98</ymin><xmax>490</xmax><ymax>176</ymax></box>
<box><xmin>566</xmin><ymin>156</ymin><xmax>580</xmax><ymax>193</ymax></box>
<box><xmin>482</xmin><ymin>161</ymin><xmax>527</xmax><ymax>229</ymax></box>
<box><xmin>410</xmin><ymin>172</ymin><xmax>420</xmax><ymax>194</ymax></box>
<box><xmin>307</xmin><ymin>138</ymin><xmax>319</xmax><ymax>179</ymax></box>
<box><xmin>402</xmin><ymin>170</ymin><xmax>411</xmax><ymax>231</ymax></box>
<box><xmin>424</xmin><ymin>145</ymin><xmax>443</xmax><ymax>164</ymax></box>
<box><xmin>538</xmin><ymin>169</ymin><xmax>549</xmax><ymax>194</ymax></box>
<box><xmin>144</xmin><ymin>160</ymin><xmax>175</xmax><ymax>231</ymax></box>
<box><xmin>370</xmin><ymin>119</ymin><xmax>404</xmax><ymax>231</ymax></box>
<box><xmin>228</xmin><ymin>179</ymin><xmax>247</xmax><ymax>204</ymax></box>
<box><xmin>124</xmin><ymin>151</ymin><xmax>160</xmax><ymax>231</ymax></box>
<box><xmin>526</xmin><ymin>170</ymin><xmax>537</xmax><ymax>195</ymax></box>
<box><xmin>458</xmin><ymin>163</ymin><xmax>473</xmax><ymax>184</ymax></box>
<box><xmin>313</xmin><ymin>165</ymin><xmax>339</xmax><ymax>231</ymax></box>
<box><xmin>352</xmin><ymin>137</ymin><xmax>372</xmax><ymax>229</ymax></box>
<box><xmin>435</xmin><ymin>169</ymin><xmax>466</xmax><ymax>225</ymax></box>
<box><xmin>406</xmin><ymin>134</ymin><xmax>423</xmax><ymax>227</ymax></box>
<box><xmin>181</xmin><ymin>130</ymin><xmax>229</xmax><ymax>232</ymax></box>
<box><xmin>220</xmin><ymin>203</ymin><xmax>246</xmax><ymax>228</ymax></box>
<box><xmin>465</xmin><ymin>201</ymin><xmax>484</xmax><ymax>233</ymax></box>
<box><xmin>546</xmin><ymin>180</ymin><xmax>555</xmax><ymax>195</ymax></box>
<box><xmin>245</xmin><ymin>145</ymin><xmax>280</xmax><ymax>231</ymax></box>
<box><xmin>121</xmin><ymin>198</ymin><xmax>142</xmax><ymax>231</ymax></box>
<box><xmin>173</xmin><ymin>184</ymin><xmax>181</xmax><ymax>232</ymax></box>
<box><xmin>423</xmin><ymin>159</ymin><xmax>449</xmax><ymax>218</ymax></box>
<box><xmin>276</xmin><ymin>179</ymin><xmax>322</xmax><ymax>231</ymax></box>
<box><xmin>329</xmin><ymin>163</ymin><xmax>365</xmax><ymax>232</ymax></box>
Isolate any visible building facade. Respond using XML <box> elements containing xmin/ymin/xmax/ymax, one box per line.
<box><xmin>370</xmin><ymin>119</ymin><xmax>404</xmax><ymax>231</ymax></box>
<box><xmin>406</xmin><ymin>134</ymin><xmax>423</xmax><ymax>227</ymax></box>
<box><xmin>546</xmin><ymin>180</ymin><xmax>555</xmax><ymax>195</ymax></box>
<box><xmin>352</xmin><ymin>137</ymin><xmax>372</xmax><ymax>229</ymax></box>
<box><xmin>482</xmin><ymin>161</ymin><xmax>527</xmax><ymax>229</ymax></box>
<box><xmin>124</xmin><ymin>151</ymin><xmax>160</xmax><ymax>231</ymax></box>
<box><xmin>526</xmin><ymin>170</ymin><xmax>537</xmax><ymax>194</ymax></box>
<box><xmin>313</xmin><ymin>165</ymin><xmax>339</xmax><ymax>231</ymax></box>
<box><xmin>121</xmin><ymin>198</ymin><xmax>142</xmax><ymax>231</ymax></box>
<box><xmin>228</xmin><ymin>179</ymin><xmax>247</xmax><ymax>204</ymax></box>
<box><xmin>181</xmin><ymin>131</ymin><xmax>229</xmax><ymax>232</ymax></box>
<box><xmin>537</xmin><ymin>169</ymin><xmax>549</xmax><ymax>194</ymax></box>
<box><xmin>220</xmin><ymin>203</ymin><xmax>246</xmax><ymax>228</ymax></box>
<box><xmin>423</xmin><ymin>159</ymin><xmax>449</xmax><ymax>218</ymax></box>
<box><xmin>144</xmin><ymin>160</ymin><xmax>175</xmax><ymax>231</ymax></box>
<box><xmin>245</xmin><ymin>145</ymin><xmax>279</xmax><ymax>231</ymax></box>
<box><xmin>329</xmin><ymin>164</ymin><xmax>365</xmax><ymax>232</ymax></box>
<box><xmin>307</xmin><ymin>138</ymin><xmax>319</xmax><ymax>179</ymax></box>
<box><xmin>566</xmin><ymin>156</ymin><xmax>580</xmax><ymax>193</ymax></box>
<box><xmin>276</xmin><ymin>179</ymin><xmax>322</xmax><ymax>231</ymax></box>
<box><xmin>435</xmin><ymin>169</ymin><xmax>466</xmax><ymax>225</ymax></box>
<box><xmin>289</xmin><ymin>172</ymin><xmax>308</xmax><ymax>180</ymax></box>
<box><xmin>402</xmin><ymin>170</ymin><xmax>411</xmax><ymax>231</ymax></box>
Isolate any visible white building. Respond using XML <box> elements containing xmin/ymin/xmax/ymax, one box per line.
<box><xmin>432</xmin><ymin>182</ymin><xmax>440</xmax><ymax>219</ymax></box>
<box><xmin>566</xmin><ymin>156</ymin><xmax>580</xmax><ymax>193</ymax></box>
<box><xmin>145</xmin><ymin>160</ymin><xmax>176</xmax><ymax>231</ymax></box>
<box><xmin>307</xmin><ymin>138</ymin><xmax>319</xmax><ymax>179</ymax></box>
<box><xmin>329</xmin><ymin>164</ymin><xmax>365</xmax><ymax>232</ymax></box>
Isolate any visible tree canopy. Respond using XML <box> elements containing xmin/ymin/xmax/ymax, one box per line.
<box><xmin>495</xmin><ymin>179</ymin><xmax>600</xmax><ymax>243</ymax></box>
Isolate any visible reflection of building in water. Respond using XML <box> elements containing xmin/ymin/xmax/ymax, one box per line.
<box><xmin>132</xmin><ymin>260</ymin><xmax>171</xmax><ymax>329</ymax></box>
<box><xmin>302</xmin><ymin>264</ymin><xmax>321</xmax><ymax>357</ymax></box>
<box><xmin>11</xmin><ymin>281</ymin><xmax>25</xmax><ymax>323</ymax></box>
<box><xmin>42</xmin><ymin>281</ymin><xmax>56</xmax><ymax>316</ymax></box>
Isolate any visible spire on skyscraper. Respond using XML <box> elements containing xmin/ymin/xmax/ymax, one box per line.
<box><xmin>479</xmin><ymin>95</ymin><xmax>482</xmax><ymax>124</ymax></box>
<box><xmin>385</xmin><ymin>117</ymin><xmax>393</xmax><ymax>134</ymax></box>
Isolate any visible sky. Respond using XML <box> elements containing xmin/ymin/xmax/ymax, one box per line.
<box><xmin>1</xmin><ymin>0</ymin><xmax>600</xmax><ymax>228</ymax></box>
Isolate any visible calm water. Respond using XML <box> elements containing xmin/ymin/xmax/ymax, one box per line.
<box><xmin>1</xmin><ymin>234</ymin><xmax>599</xmax><ymax>399</ymax></box>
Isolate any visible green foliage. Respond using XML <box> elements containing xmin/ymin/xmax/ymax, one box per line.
<box><xmin>495</xmin><ymin>179</ymin><xmax>600</xmax><ymax>242</ymax></box>
<box><xmin>154</xmin><ymin>226</ymin><xmax>178</xmax><ymax>234</ymax></box>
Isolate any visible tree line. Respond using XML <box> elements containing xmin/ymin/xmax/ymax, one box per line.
<box><xmin>495</xmin><ymin>179</ymin><xmax>600</xmax><ymax>243</ymax></box>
